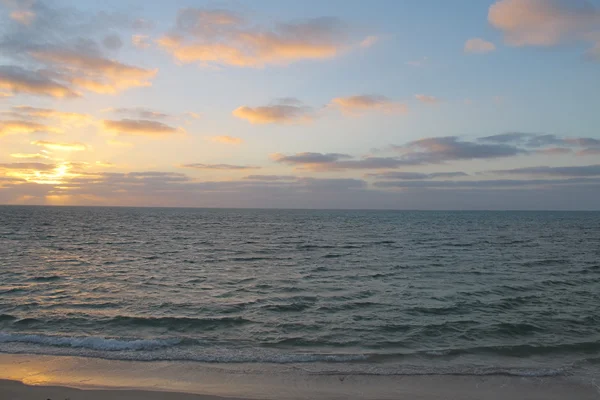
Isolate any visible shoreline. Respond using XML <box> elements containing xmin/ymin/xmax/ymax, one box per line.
<box><xmin>1</xmin><ymin>353</ymin><xmax>599</xmax><ymax>400</ymax></box>
<box><xmin>1</xmin><ymin>379</ymin><xmax>242</xmax><ymax>400</ymax></box>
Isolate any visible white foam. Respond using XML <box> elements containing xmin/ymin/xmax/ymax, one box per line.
<box><xmin>0</xmin><ymin>332</ymin><xmax>179</xmax><ymax>351</ymax></box>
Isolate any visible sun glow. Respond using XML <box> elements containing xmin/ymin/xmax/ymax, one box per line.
<box><xmin>7</xmin><ymin>162</ymin><xmax>79</xmax><ymax>185</ymax></box>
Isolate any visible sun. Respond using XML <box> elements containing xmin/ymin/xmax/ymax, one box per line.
<box><xmin>7</xmin><ymin>162</ymin><xmax>79</xmax><ymax>185</ymax></box>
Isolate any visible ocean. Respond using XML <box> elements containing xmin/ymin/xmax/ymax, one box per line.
<box><xmin>1</xmin><ymin>206</ymin><xmax>599</xmax><ymax>381</ymax></box>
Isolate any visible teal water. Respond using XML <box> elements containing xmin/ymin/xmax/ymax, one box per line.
<box><xmin>0</xmin><ymin>207</ymin><xmax>599</xmax><ymax>377</ymax></box>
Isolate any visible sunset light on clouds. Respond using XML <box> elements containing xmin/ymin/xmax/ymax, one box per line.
<box><xmin>1</xmin><ymin>0</ymin><xmax>599</xmax><ymax>209</ymax></box>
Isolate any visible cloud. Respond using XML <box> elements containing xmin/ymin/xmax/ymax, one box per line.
<box><xmin>274</xmin><ymin>136</ymin><xmax>527</xmax><ymax>172</ymax></box>
<box><xmin>185</xmin><ymin>112</ymin><xmax>201</xmax><ymax>119</ymax></box>
<box><xmin>31</xmin><ymin>140</ymin><xmax>87</xmax><ymax>151</ymax></box>
<box><xmin>107</xmin><ymin>107</ymin><xmax>170</xmax><ymax>120</ymax></box>
<box><xmin>538</xmin><ymin>147</ymin><xmax>572</xmax><ymax>155</ymax></box>
<box><xmin>0</xmin><ymin>1</ymin><xmax>158</xmax><ymax>97</ymax></box>
<box><xmin>4</xmin><ymin>106</ymin><xmax>91</xmax><ymax>125</ymax></box>
<box><xmin>273</xmin><ymin>153</ymin><xmax>416</xmax><ymax>171</ymax></box>
<box><xmin>398</xmin><ymin>136</ymin><xmax>526</xmax><ymax>163</ymax></box>
<box><xmin>272</xmin><ymin>152</ymin><xmax>351</xmax><ymax>164</ymax></box>
<box><xmin>367</xmin><ymin>171</ymin><xmax>469</xmax><ymax>180</ymax></box>
<box><xmin>233</xmin><ymin>99</ymin><xmax>313</xmax><ymax>124</ymax></box>
<box><xmin>415</xmin><ymin>94</ymin><xmax>441</xmax><ymax>104</ymax></box>
<box><xmin>578</xmin><ymin>148</ymin><xmax>600</xmax><ymax>156</ymax></box>
<box><xmin>10</xmin><ymin>153</ymin><xmax>50</xmax><ymax>160</ymax></box>
<box><xmin>158</xmin><ymin>9</ymin><xmax>370</xmax><ymax>67</ymax></box>
<box><xmin>374</xmin><ymin>177</ymin><xmax>600</xmax><ymax>189</ymax></box>
<box><xmin>479</xmin><ymin>132</ymin><xmax>600</xmax><ymax>151</ymax></box>
<box><xmin>243</xmin><ymin>175</ymin><xmax>297</xmax><ymax>181</ymax></box>
<box><xmin>0</xmin><ymin>66</ymin><xmax>79</xmax><ymax>98</ymax></box>
<box><xmin>102</xmin><ymin>119</ymin><xmax>183</xmax><ymax>137</ymax></box>
<box><xmin>10</xmin><ymin>9</ymin><xmax>35</xmax><ymax>25</ymax></box>
<box><xmin>330</xmin><ymin>95</ymin><xmax>407</xmax><ymax>115</ymax></box>
<box><xmin>0</xmin><ymin>162</ymin><xmax>56</xmax><ymax>171</ymax></box>
<box><xmin>132</xmin><ymin>34</ymin><xmax>151</xmax><ymax>49</ymax></box>
<box><xmin>564</xmin><ymin>137</ymin><xmax>600</xmax><ymax>147</ymax></box>
<box><xmin>209</xmin><ymin>135</ymin><xmax>243</xmax><ymax>145</ymax></box>
<box><xmin>30</xmin><ymin>50</ymin><xmax>157</xmax><ymax>94</ymax></box>
<box><xmin>0</xmin><ymin>120</ymin><xmax>61</xmax><ymax>136</ymax></box>
<box><xmin>360</xmin><ymin>35</ymin><xmax>378</xmax><ymax>48</ymax></box>
<box><xmin>488</xmin><ymin>164</ymin><xmax>600</xmax><ymax>177</ymax></box>
<box><xmin>488</xmin><ymin>0</ymin><xmax>600</xmax><ymax>57</ymax></box>
<box><xmin>464</xmin><ymin>38</ymin><xmax>496</xmax><ymax>53</ymax></box>
<box><xmin>179</xmin><ymin>163</ymin><xmax>258</xmax><ymax>170</ymax></box>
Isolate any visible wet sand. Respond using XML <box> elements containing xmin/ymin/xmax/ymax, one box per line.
<box><xmin>1</xmin><ymin>353</ymin><xmax>598</xmax><ymax>399</ymax></box>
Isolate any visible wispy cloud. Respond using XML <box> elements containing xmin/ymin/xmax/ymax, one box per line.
<box><xmin>273</xmin><ymin>136</ymin><xmax>527</xmax><ymax>171</ymax></box>
<box><xmin>0</xmin><ymin>120</ymin><xmax>61</xmax><ymax>136</ymax></box>
<box><xmin>157</xmin><ymin>9</ymin><xmax>371</xmax><ymax>67</ymax></box>
<box><xmin>103</xmin><ymin>119</ymin><xmax>184</xmax><ymax>137</ymax></box>
<box><xmin>106</xmin><ymin>107</ymin><xmax>170</xmax><ymax>120</ymax></box>
<box><xmin>0</xmin><ymin>1</ymin><xmax>158</xmax><ymax>98</ymax></box>
<box><xmin>0</xmin><ymin>66</ymin><xmax>78</xmax><ymax>98</ymax></box>
<box><xmin>489</xmin><ymin>0</ymin><xmax>600</xmax><ymax>59</ymax></box>
<box><xmin>4</xmin><ymin>106</ymin><xmax>91</xmax><ymax>125</ymax></box>
<box><xmin>132</xmin><ymin>34</ymin><xmax>152</xmax><ymax>49</ymax></box>
<box><xmin>487</xmin><ymin>164</ymin><xmax>600</xmax><ymax>177</ymax></box>
<box><xmin>31</xmin><ymin>140</ymin><xmax>87</xmax><ymax>151</ymax></box>
<box><xmin>180</xmin><ymin>163</ymin><xmax>258</xmax><ymax>170</ymax></box>
<box><xmin>415</xmin><ymin>94</ymin><xmax>441</xmax><ymax>104</ymax></box>
<box><xmin>367</xmin><ymin>171</ymin><xmax>469</xmax><ymax>180</ymax></box>
<box><xmin>10</xmin><ymin>153</ymin><xmax>50</xmax><ymax>160</ymax></box>
<box><xmin>360</xmin><ymin>35</ymin><xmax>379</xmax><ymax>48</ymax></box>
<box><xmin>209</xmin><ymin>135</ymin><xmax>243</xmax><ymax>145</ymax></box>
<box><xmin>233</xmin><ymin>98</ymin><xmax>313</xmax><ymax>124</ymax></box>
<box><xmin>464</xmin><ymin>38</ymin><xmax>496</xmax><ymax>53</ymax></box>
<box><xmin>330</xmin><ymin>95</ymin><xmax>407</xmax><ymax>115</ymax></box>
<box><xmin>243</xmin><ymin>175</ymin><xmax>297</xmax><ymax>181</ymax></box>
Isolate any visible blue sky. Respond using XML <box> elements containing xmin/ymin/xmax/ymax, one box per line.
<box><xmin>0</xmin><ymin>0</ymin><xmax>599</xmax><ymax>209</ymax></box>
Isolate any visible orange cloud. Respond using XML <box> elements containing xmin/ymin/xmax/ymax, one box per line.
<box><xmin>0</xmin><ymin>120</ymin><xmax>61</xmax><ymax>136</ymax></box>
<box><xmin>415</xmin><ymin>94</ymin><xmax>442</xmax><ymax>104</ymax></box>
<box><xmin>30</xmin><ymin>50</ymin><xmax>158</xmax><ymax>94</ymax></box>
<box><xmin>132</xmin><ymin>35</ymin><xmax>152</xmax><ymax>49</ymax></box>
<box><xmin>464</xmin><ymin>38</ymin><xmax>496</xmax><ymax>53</ymax></box>
<box><xmin>331</xmin><ymin>95</ymin><xmax>407</xmax><ymax>115</ymax></box>
<box><xmin>10</xmin><ymin>10</ymin><xmax>35</xmax><ymax>25</ymax></box>
<box><xmin>31</xmin><ymin>140</ymin><xmax>87</xmax><ymax>152</ymax></box>
<box><xmin>103</xmin><ymin>119</ymin><xmax>184</xmax><ymax>137</ymax></box>
<box><xmin>10</xmin><ymin>153</ymin><xmax>50</xmax><ymax>160</ymax></box>
<box><xmin>8</xmin><ymin>106</ymin><xmax>91</xmax><ymax>125</ymax></box>
<box><xmin>180</xmin><ymin>163</ymin><xmax>258</xmax><ymax>170</ymax></box>
<box><xmin>489</xmin><ymin>0</ymin><xmax>600</xmax><ymax>56</ymax></box>
<box><xmin>209</xmin><ymin>135</ymin><xmax>243</xmax><ymax>145</ymax></box>
<box><xmin>158</xmin><ymin>9</ymin><xmax>369</xmax><ymax>67</ymax></box>
<box><xmin>233</xmin><ymin>99</ymin><xmax>313</xmax><ymax>124</ymax></box>
<box><xmin>0</xmin><ymin>66</ymin><xmax>79</xmax><ymax>98</ymax></box>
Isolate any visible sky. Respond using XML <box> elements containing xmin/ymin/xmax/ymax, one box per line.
<box><xmin>0</xmin><ymin>0</ymin><xmax>599</xmax><ymax>209</ymax></box>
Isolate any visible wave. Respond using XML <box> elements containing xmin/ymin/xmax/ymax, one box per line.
<box><xmin>0</xmin><ymin>314</ymin><xmax>17</xmax><ymax>322</ymax></box>
<box><xmin>0</xmin><ymin>332</ymin><xmax>179</xmax><ymax>351</ymax></box>
<box><xmin>108</xmin><ymin>315</ymin><xmax>252</xmax><ymax>329</ymax></box>
<box><xmin>30</xmin><ymin>275</ymin><xmax>61</xmax><ymax>282</ymax></box>
<box><xmin>4</xmin><ymin>315</ymin><xmax>253</xmax><ymax>332</ymax></box>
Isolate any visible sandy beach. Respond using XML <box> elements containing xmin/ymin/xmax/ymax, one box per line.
<box><xmin>1</xmin><ymin>353</ymin><xmax>599</xmax><ymax>400</ymax></box>
<box><xmin>1</xmin><ymin>380</ymin><xmax>238</xmax><ymax>400</ymax></box>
